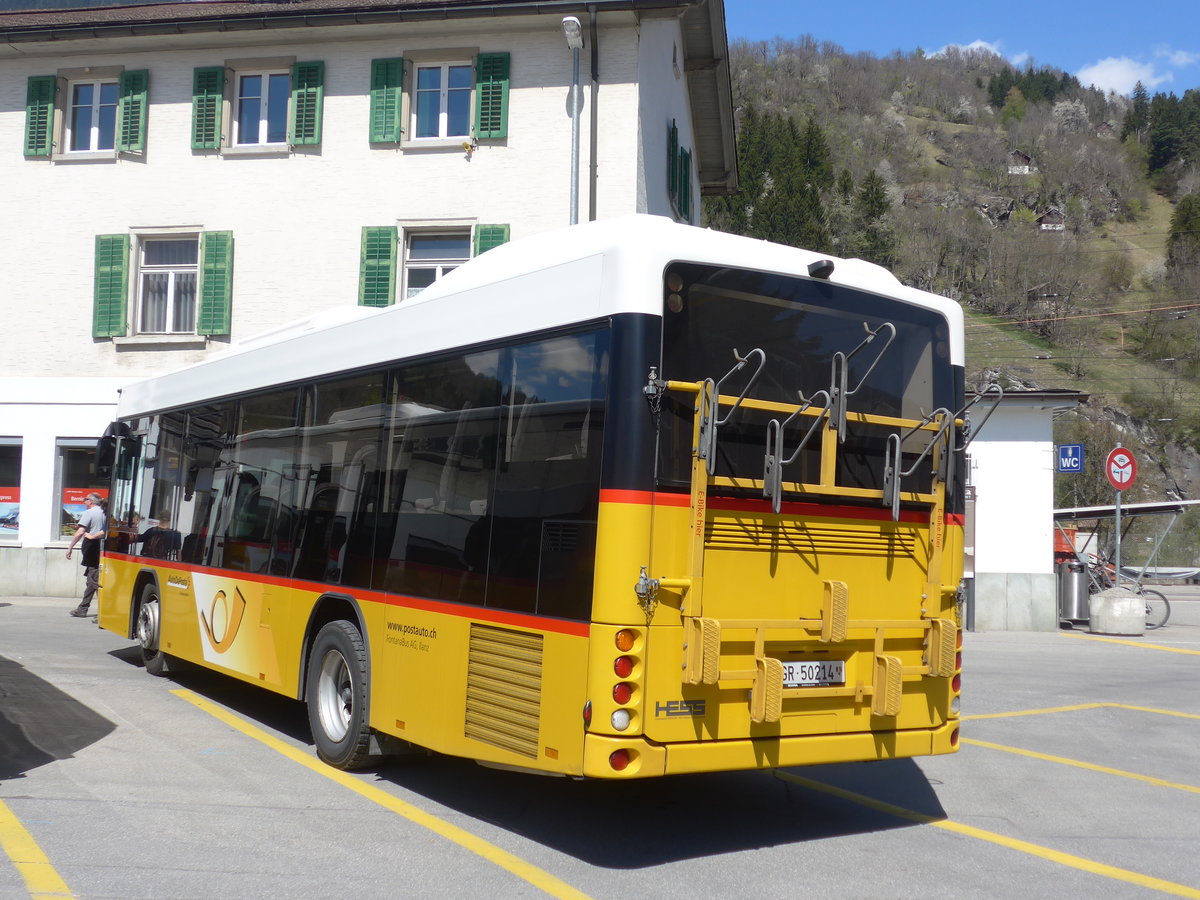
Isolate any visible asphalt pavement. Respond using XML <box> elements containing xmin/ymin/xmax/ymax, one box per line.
<box><xmin>1</xmin><ymin>589</ymin><xmax>1198</xmax><ymax>900</ymax></box>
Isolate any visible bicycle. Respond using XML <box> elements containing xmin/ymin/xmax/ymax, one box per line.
<box><xmin>1085</xmin><ymin>553</ymin><xmax>1171</xmax><ymax>629</ymax></box>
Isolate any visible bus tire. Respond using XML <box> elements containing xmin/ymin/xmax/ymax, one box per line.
<box><xmin>136</xmin><ymin>582</ymin><xmax>170</xmax><ymax>677</ymax></box>
<box><xmin>306</xmin><ymin>620</ymin><xmax>372</xmax><ymax>770</ymax></box>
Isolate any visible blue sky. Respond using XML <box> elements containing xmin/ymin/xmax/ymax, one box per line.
<box><xmin>725</xmin><ymin>1</ymin><xmax>1200</xmax><ymax>97</ymax></box>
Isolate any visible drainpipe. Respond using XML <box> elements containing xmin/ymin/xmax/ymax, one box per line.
<box><xmin>588</xmin><ymin>5</ymin><xmax>599</xmax><ymax>221</ymax></box>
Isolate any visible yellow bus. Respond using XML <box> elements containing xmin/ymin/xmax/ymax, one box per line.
<box><xmin>97</xmin><ymin>214</ymin><xmax>975</xmax><ymax>778</ymax></box>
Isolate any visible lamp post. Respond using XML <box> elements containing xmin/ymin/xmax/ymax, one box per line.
<box><xmin>561</xmin><ymin>16</ymin><xmax>584</xmax><ymax>225</ymax></box>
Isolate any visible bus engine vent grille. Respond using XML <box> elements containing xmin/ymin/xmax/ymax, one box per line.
<box><xmin>465</xmin><ymin>623</ymin><xmax>544</xmax><ymax>759</ymax></box>
<box><xmin>706</xmin><ymin>519</ymin><xmax>917</xmax><ymax>556</ymax></box>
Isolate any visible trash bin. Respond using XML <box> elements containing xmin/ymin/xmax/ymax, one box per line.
<box><xmin>1058</xmin><ymin>560</ymin><xmax>1089</xmax><ymax>621</ymax></box>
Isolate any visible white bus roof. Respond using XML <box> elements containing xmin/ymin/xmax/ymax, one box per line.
<box><xmin>117</xmin><ymin>214</ymin><xmax>965</xmax><ymax>417</ymax></box>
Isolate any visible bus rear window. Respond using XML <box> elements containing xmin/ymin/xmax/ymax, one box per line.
<box><xmin>657</xmin><ymin>264</ymin><xmax>953</xmax><ymax>494</ymax></box>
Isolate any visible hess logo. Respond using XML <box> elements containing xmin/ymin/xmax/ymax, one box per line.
<box><xmin>200</xmin><ymin>587</ymin><xmax>247</xmax><ymax>653</ymax></box>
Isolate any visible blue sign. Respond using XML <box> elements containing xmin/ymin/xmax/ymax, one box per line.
<box><xmin>1057</xmin><ymin>443</ymin><xmax>1084</xmax><ymax>473</ymax></box>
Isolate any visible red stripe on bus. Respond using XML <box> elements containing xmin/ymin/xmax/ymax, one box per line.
<box><xmin>102</xmin><ymin>554</ymin><xmax>590</xmax><ymax>637</ymax></box>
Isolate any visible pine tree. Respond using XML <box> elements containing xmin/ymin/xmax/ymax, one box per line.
<box><xmin>1120</xmin><ymin>81</ymin><xmax>1149</xmax><ymax>143</ymax></box>
<box><xmin>1167</xmin><ymin>194</ymin><xmax>1200</xmax><ymax>270</ymax></box>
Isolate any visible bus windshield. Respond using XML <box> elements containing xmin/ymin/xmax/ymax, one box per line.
<box><xmin>658</xmin><ymin>263</ymin><xmax>954</xmax><ymax>495</ymax></box>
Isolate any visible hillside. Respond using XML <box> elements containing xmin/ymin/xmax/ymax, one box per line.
<box><xmin>704</xmin><ymin>37</ymin><xmax>1200</xmax><ymax>557</ymax></box>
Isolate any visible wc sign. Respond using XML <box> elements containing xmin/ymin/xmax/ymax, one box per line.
<box><xmin>1056</xmin><ymin>443</ymin><xmax>1084</xmax><ymax>474</ymax></box>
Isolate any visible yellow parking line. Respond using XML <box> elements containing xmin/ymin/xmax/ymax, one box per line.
<box><xmin>965</xmin><ymin>702</ymin><xmax>1200</xmax><ymax>723</ymax></box>
<box><xmin>172</xmin><ymin>689</ymin><xmax>591</xmax><ymax>900</ymax></box>
<box><xmin>1064</xmin><ymin>633</ymin><xmax>1200</xmax><ymax>655</ymax></box>
<box><xmin>0</xmin><ymin>798</ymin><xmax>75</xmax><ymax>899</ymax></box>
<box><xmin>962</xmin><ymin>737</ymin><xmax>1200</xmax><ymax>795</ymax></box>
<box><xmin>1109</xmin><ymin>703</ymin><xmax>1200</xmax><ymax>722</ymax></box>
<box><xmin>772</xmin><ymin>771</ymin><xmax>1200</xmax><ymax>898</ymax></box>
<box><xmin>963</xmin><ymin>703</ymin><xmax>1104</xmax><ymax>720</ymax></box>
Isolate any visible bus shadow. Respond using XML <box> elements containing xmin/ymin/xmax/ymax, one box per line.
<box><xmin>141</xmin><ymin>669</ymin><xmax>947</xmax><ymax>867</ymax></box>
<box><xmin>0</xmin><ymin>654</ymin><xmax>117</xmax><ymax>781</ymax></box>
<box><xmin>378</xmin><ymin>754</ymin><xmax>945</xmax><ymax>868</ymax></box>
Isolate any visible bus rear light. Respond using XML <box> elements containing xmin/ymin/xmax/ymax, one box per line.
<box><xmin>615</xmin><ymin>629</ymin><xmax>636</xmax><ymax>651</ymax></box>
<box><xmin>952</xmin><ymin>673</ymin><xmax>961</xmax><ymax>693</ymax></box>
<box><xmin>582</xmin><ymin>700</ymin><xmax>592</xmax><ymax>729</ymax></box>
<box><xmin>955</xmin><ymin>651</ymin><xmax>962</xmax><ymax>671</ymax></box>
<box><xmin>956</xmin><ymin>630</ymin><xmax>963</xmax><ymax>649</ymax></box>
<box><xmin>609</xmin><ymin>749</ymin><xmax>631</xmax><ymax>771</ymax></box>
<box><xmin>950</xmin><ymin>696</ymin><xmax>961</xmax><ymax>716</ymax></box>
<box><xmin>612</xmin><ymin>682</ymin><xmax>633</xmax><ymax>704</ymax></box>
<box><xmin>611</xmin><ymin>709</ymin><xmax>632</xmax><ymax>731</ymax></box>
<box><xmin>950</xmin><ymin>727</ymin><xmax>960</xmax><ymax>748</ymax></box>
<box><xmin>614</xmin><ymin>656</ymin><xmax>634</xmax><ymax>678</ymax></box>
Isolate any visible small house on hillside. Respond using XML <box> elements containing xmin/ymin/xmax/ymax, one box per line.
<box><xmin>1037</xmin><ymin>208</ymin><xmax>1066</xmax><ymax>232</ymax></box>
<box><xmin>1008</xmin><ymin>150</ymin><xmax>1034</xmax><ymax>175</ymax></box>
<box><xmin>1095</xmin><ymin>122</ymin><xmax>1115</xmax><ymax>138</ymax></box>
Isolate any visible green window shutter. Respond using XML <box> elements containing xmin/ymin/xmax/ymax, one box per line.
<box><xmin>93</xmin><ymin>235</ymin><xmax>130</xmax><ymax>338</ymax></box>
<box><xmin>191</xmin><ymin>66</ymin><xmax>225</xmax><ymax>150</ymax></box>
<box><xmin>197</xmin><ymin>231</ymin><xmax>234</xmax><ymax>335</ymax></box>
<box><xmin>289</xmin><ymin>61</ymin><xmax>324</xmax><ymax>146</ymax></box>
<box><xmin>473</xmin><ymin>224</ymin><xmax>510</xmax><ymax>256</ymax></box>
<box><xmin>359</xmin><ymin>227</ymin><xmax>397</xmax><ymax>307</ymax></box>
<box><xmin>24</xmin><ymin>75</ymin><xmax>57</xmax><ymax>158</ymax></box>
<box><xmin>474</xmin><ymin>52</ymin><xmax>510</xmax><ymax>139</ymax></box>
<box><xmin>667</xmin><ymin>120</ymin><xmax>679</xmax><ymax>202</ymax></box>
<box><xmin>116</xmin><ymin>69</ymin><xmax>149</xmax><ymax>153</ymax></box>
<box><xmin>369</xmin><ymin>58</ymin><xmax>404</xmax><ymax>142</ymax></box>
<box><xmin>679</xmin><ymin>148</ymin><xmax>692</xmax><ymax>222</ymax></box>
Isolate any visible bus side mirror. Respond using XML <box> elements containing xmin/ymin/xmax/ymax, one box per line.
<box><xmin>95</xmin><ymin>422</ymin><xmax>135</xmax><ymax>481</ymax></box>
<box><xmin>95</xmin><ymin>435</ymin><xmax>117</xmax><ymax>481</ymax></box>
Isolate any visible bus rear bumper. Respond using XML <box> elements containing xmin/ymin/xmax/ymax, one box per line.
<box><xmin>582</xmin><ymin>719</ymin><xmax>960</xmax><ymax>779</ymax></box>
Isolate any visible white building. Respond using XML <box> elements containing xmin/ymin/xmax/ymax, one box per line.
<box><xmin>0</xmin><ymin>0</ymin><xmax>736</xmax><ymax>595</ymax></box>
<box><xmin>967</xmin><ymin>390</ymin><xmax>1086</xmax><ymax>630</ymax></box>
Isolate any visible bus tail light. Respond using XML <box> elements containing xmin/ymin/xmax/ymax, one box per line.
<box><xmin>611</xmin><ymin>709</ymin><xmax>632</xmax><ymax>731</ymax></box>
<box><xmin>609</xmin><ymin>749</ymin><xmax>631</xmax><ymax>771</ymax></box>
<box><xmin>614</xmin><ymin>655</ymin><xmax>634</xmax><ymax>678</ymax></box>
<box><xmin>615</xmin><ymin>629</ymin><xmax>636</xmax><ymax>651</ymax></box>
<box><xmin>613</xmin><ymin>682</ymin><xmax>633</xmax><ymax>704</ymax></box>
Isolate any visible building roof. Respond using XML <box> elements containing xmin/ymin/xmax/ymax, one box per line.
<box><xmin>0</xmin><ymin>0</ymin><xmax>737</xmax><ymax>194</ymax></box>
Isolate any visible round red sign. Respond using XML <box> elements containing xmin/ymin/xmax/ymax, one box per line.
<box><xmin>1105</xmin><ymin>447</ymin><xmax>1137</xmax><ymax>491</ymax></box>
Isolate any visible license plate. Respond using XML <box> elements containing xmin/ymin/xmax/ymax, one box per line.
<box><xmin>782</xmin><ymin>659</ymin><xmax>845</xmax><ymax>687</ymax></box>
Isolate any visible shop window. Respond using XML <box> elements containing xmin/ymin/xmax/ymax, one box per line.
<box><xmin>0</xmin><ymin>441</ymin><xmax>21</xmax><ymax>540</ymax></box>
<box><xmin>55</xmin><ymin>439</ymin><xmax>108</xmax><ymax>540</ymax></box>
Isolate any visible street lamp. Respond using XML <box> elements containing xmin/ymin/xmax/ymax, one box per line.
<box><xmin>562</xmin><ymin>16</ymin><xmax>584</xmax><ymax>225</ymax></box>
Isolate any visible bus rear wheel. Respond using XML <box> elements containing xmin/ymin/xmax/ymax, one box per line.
<box><xmin>306</xmin><ymin>620</ymin><xmax>372</xmax><ymax>770</ymax></box>
<box><xmin>136</xmin><ymin>582</ymin><xmax>170</xmax><ymax>676</ymax></box>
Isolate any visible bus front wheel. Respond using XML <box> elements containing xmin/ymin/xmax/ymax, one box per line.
<box><xmin>136</xmin><ymin>582</ymin><xmax>170</xmax><ymax>677</ymax></box>
<box><xmin>306</xmin><ymin>620</ymin><xmax>372</xmax><ymax>770</ymax></box>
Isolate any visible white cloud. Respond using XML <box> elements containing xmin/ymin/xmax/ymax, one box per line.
<box><xmin>1155</xmin><ymin>47</ymin><xmax>1200</xmax><ymax>67</ymax></box>
<box><xmin>1076</xmin><ymin>57</ymin><xmax>1170</xmax><ymax>95</ymax></box>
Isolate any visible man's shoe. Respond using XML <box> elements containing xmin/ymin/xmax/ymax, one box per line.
<box><xmin>69</xmin><ymin>608</ymin><xmax>90</xmax><ymax>617</ymax></box>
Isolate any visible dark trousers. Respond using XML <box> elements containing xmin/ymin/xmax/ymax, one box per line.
<box><xmin>78</xmin><ymin>565</ymin><xmax>100</xmax><ymax>612</ymax></box>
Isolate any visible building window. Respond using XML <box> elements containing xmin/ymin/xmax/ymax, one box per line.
<box><xmin>235</xmin><ymin>71</ymin><xmax>289</xmax><ymax>145</ymax></box>
<box><xmin>94</xmin><ymin>231</ymin><xmax>233</xmax><ymax>338</ymax></box>
<box><xmin>67</xmin><ymin>80</ymin><xmax>119</xmax><ymax>151</ymax></box>
<box><xmin>24</xmin><ymin>70</ymin><xmax>148</xmax><ymax>158</ymax></box>
<box><xmin>404</xmin><ymin>232</ymin><xmax>470</xmax><ymax>298</ymax></box>
<box><xmin>138</xmin><ymin>238</ymin><xmax>199</xmax><ymax>334</ymax></box>
<box><xmin>413</xmin><ymin>64</ymin><xmax>473</xmax><ymax>139</ymax></box>
<box><xmin>0</xmin><ymin>441</ymin><xmax>21</xmax><ymax>541</ymax></box>
<box><xmin>55</xmin><ymin>440</ymin><xmax>108</xmax><ymax>541</ymax></box>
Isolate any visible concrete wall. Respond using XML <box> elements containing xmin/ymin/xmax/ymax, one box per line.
<box><xmin>968</xmin><ymin>399</ymin><xmax>1066</xmax><ymax>631</ymax></box>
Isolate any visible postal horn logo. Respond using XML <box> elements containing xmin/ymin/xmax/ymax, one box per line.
<box><xmin>200</xmin><ymin>586</ymin><xmax>247</xmax><ymax>653</ymax></box>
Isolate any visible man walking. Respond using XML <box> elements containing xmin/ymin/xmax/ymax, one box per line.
<box><xmin>66</xmin><ymin>493</ymin><xmax>106</xmax><ymax>618</ymax></box>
